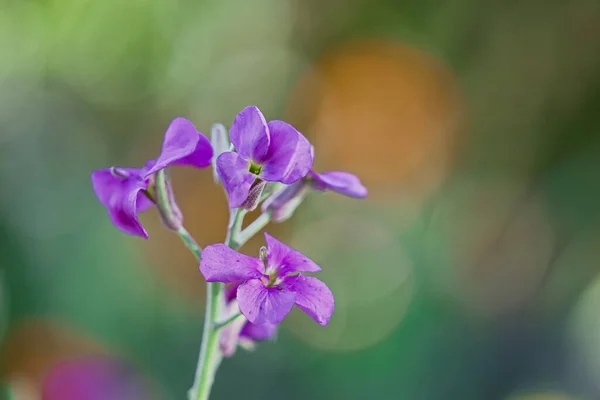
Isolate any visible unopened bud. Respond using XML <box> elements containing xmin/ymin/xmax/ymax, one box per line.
<box><xmin>210</xmin><ymin>123</ymin><xmax>230</xmax><ymax>184</ymax></box>
<box><xmin>261</xmin><ymin>181</ymin><xmax>309</xmax><ymax>222</ymax></box>
<box><xmin>154</xmin><ymin>168</ymin><xmax>183</xmax><ymax>231</ymax></box>
<box><xmin>240</xmin><ymin>180</ymin><xmax>267</xmax><ymax>211</ymax></box>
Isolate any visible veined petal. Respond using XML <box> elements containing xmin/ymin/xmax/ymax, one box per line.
<box><xmin>216</xmin><ymin>152</ymin><xmax>256</xmax><ymax>208</ymax></box>
<box><xmin>264</xmin><ymin>232</ymin><xmax>321</xmax><ymax>276</ymax></box>
<box><xmin>237</xmin><ymin>279</ymin><xmax>296</xmax><ymax>324</ymax></box>
<box><xmin>310</xmin><ymin>170</ymin><xmax>368</xmax><ymax>198</ymax></box>
<box><xmin>288</xmin><ymin>275</ymin><xmax>334</xmax><ymax>326</ymax></box>
<box><xmin>229</xmin><ymin>106</ymin><xmax>270</xmax><ymax>161</ymax></box>
<box><xmin>171</xmin><ymin>132</ymin><xmax>213</xmax><ymax>169</ymax></box>
<box><xmin>240</xmin><ymin>321</ymin><xmax>278</xmax><ymax>341</ymax></box>
<box><xmin>106</xmin><ymin>178</ymin><xmax>150</xmax><ymax>238</ymax></box>
<box><xmin>144</xmin><ymin>118</ymin><xmax>207</xmax><ymax>177</ymax></box>
<box><xmin>92</xmin><ymin>169</ymin><xmax>122</xmax><ymax>208</ymax></box>
<box><xmin>260</xmin><ymin>121</ymin><xmax>313</xmax><ymax>184</ymax></box>
<box><xmin>200</xmin><ymin>244</ymin><xmax>264</xmax><ymax>283</ymax></box>
<box><xmin>224</xmin><ymin>281</ymin><xmax>242</xmax><ymax>303</ymax></box>
<box><xmin>92</xmin><ymin>169</ymin><xmax>153</xmax><ymax>214</ymax></box>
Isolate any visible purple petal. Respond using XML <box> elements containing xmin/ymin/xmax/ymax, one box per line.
<box><xmin>224</xmin><ymin>281</ymin><xmax>242</xmax><ymax>303</ymax></box>
<box><xmin>264</xmin><ymin>232</ymin><xmax>321</xmax><ymax>276</ymax></box>
<box><xmin>229</xmin><ymin>106</ymin><xmax>270</xmax><ymax>161</ymax></box>
<box><xmin>107</xmin><ymin>179</ymin><xmax>150</xmax><ymax>238</ymax></box>
<box><xmin>91</xmin><ymin>170</ymin><xmax>150</xmax><ymax>238</ymax></box>
<box><xmin>261</xmin><ymin>180</ymin><xmax>309</xmax><ymax>223</ymax></box>
<box><xmin>310</xmin><ymin>170</ymin><xmax>368</xmax><ymax>198</ymax></box>
<box><xmin>288</xmin><ymin>275</ymin><xmax>334</xmax><ymax>326</ymax></box>
<box><xmin>259</xmin><ymin>121</ymin><xmax>313</xmax><ymax>184</ymax></box>
<box><xmin>240</xmin><ymin>321</ymin><xmax>278</xmax><ymax>341</ymax></box>
<box><xmin>200</xmin><ymin>244</ymin><xmax>264</xmax><ymax>283</ymax></box>
<box><xmin>91</xmin><ymin>169</ymin><xmax>152</xmax><ymax>213</ymax></box>
<box><xmin>237</xmin><ymin>279</ymin><xmax>296</xmax><ymax>324</ymax></box>
<box><xmin>171</xmin><ymin>132</ymin><xmax>213</xmax><ymax>169</ymax></box>
<box><xmin>91</xmin><ymin>169</ymin><xmax>122</xmax><ymax>207</ymax></box>
<box><xmin>219</xmin><ymin>299</ymin><xmax>247</xmax><ymax>357</ymax></box>
<box><xmin>144</xmin><ymin>118</ymin><xmax>210</xmax><ymax>177</ymax></box>
<box><xmin>216</xmin><ymin>152</ymin><xmax>257</xmax><ymax>208</ymax></box>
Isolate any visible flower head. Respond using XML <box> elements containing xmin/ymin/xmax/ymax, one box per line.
<box><xmin>219</xmin><ymin>281</ymin><xmax>278</xmax><ymax>356</ymax></box>
<box><xmin>216</xmin><ymin>106</ymin><xmax>313</xmax><ymax>209</ymax></box>
<box><xmin>200</xmin><ymin>232</ymin><xmax>334</xmax><ymax>325</ymax></box>
<box><xmin>91</xmin><ymin>118</ymin><xmax>212</xmax><ymax>238</ymax></box>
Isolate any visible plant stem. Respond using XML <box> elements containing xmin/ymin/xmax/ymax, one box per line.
<box><xmin>237</xmin><ymin>212</ymin><xmax>271</xmax><ymax>247</ymax></box>
<box><xmin>177</xmin><ymin>226</ymin><xmax>202</xmax><ymax>260</ymax></box>
<box><xmin>187</xmin><ymin>208</ymin><xmax>248</xmax><ymax>400</ymax></box>
<box><xmin>213</xmin><ymin>312</ymin><xmax>242</xmax><ymax>330</ymax></box>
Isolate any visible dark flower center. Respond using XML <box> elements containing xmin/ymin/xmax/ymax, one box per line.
<box><xmin>248</xmin><ymin>160</ymin><xmax>262</xmax><ymax>175</ymax></box>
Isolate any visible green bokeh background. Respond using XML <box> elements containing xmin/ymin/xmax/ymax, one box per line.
<box><xmin>1</xmin><ymin>0</ymin><xmax>600</xmax><ymax>399</ymax></box>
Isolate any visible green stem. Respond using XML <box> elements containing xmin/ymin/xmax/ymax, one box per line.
<box><xmin>225</xmin><ymin>208</ymin><xmax>246</xmax><ymax>250</ymax></box>
<box><xmin>188</xmin><ymin>208</ymin><xmax>247</xmax><ymax>400</ymax></box>
<box><xmin>213</xmin><ymin>312</ymin><xmax>242</xmax><ymax>331</ymax></box>
<box><xmin>177</xmin><ymin>226</ymin><xmax>202</xmax><ymax>260</ymax></box>
<box><xmin>237</xmin><ymin>212</ymin><xmax>271</xmax><ymax>247</ymax></box>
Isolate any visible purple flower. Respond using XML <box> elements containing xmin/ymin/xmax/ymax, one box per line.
<box><xmin>91</xmin><ymin>118</ymin><xmax>212</xmax><ymax>238</ymax></box>
<box><xmin>42</xmin><ymin>357</ymin><xmax>152</xmax><ymax>400</ymax></box>
<box><xmin>200</xmin><ymin>232</ymin><xmax>334</xmax><ymax>325</ymax></box>
<box><xmin>216</xmin><ymin>106</ymin><xmax>313</xmax><ymax>209</ymax></box>
<box><xmin>219</xmin><ymin>281</ymin><xmax>278</xmax><ymax>357</ymax></box>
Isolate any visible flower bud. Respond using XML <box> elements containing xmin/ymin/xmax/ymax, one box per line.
<box><xmin>210</xmin><ymin>123</ymin><xmax>230</xmax><ymax>184</ymax></box>
<box><xmin>240</xmin><ymin>180</ymin><xmax>267</xmax><ymax>211</ymax></box>
<box><xmin>261</xmin><ymin>181</ymin><xmax>309</xmax><ymax>222</ymax></box>
<box><xmin>154</xmin><ymin>168</ymin><xmax>183</xmax><ymax>231</ymax></box>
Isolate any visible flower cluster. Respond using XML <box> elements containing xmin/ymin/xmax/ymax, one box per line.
<box><xmin>91</xmin><ymin>106</ymin><xmax>366</xmax><ymax>357</ymax></box>
<box><xmin>91</xmin><ymin>118</ymin><xmax>213</xmax><ymax>238</ymax></box>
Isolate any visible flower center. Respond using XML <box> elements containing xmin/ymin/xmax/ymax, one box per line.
<box><xmin>265</xmin><ymin>272</ymin><xmax>278</xmax><ymax>288</ymax></box>
<box><xmin>248</xmin><ymin>160</ymin><xmax>262</xmax><ymax>175</ymax></box>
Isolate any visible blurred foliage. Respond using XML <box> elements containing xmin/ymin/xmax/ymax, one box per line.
<box><xmin>0</xmin><ymin>0</ymin><xmax>600</xmax><ymax>399</ymax></box>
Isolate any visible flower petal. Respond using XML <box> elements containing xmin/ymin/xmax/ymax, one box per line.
<box><xmin>240</xmin><ymin>321</ymin><xmax>278</xmax><ymax>341</ymax></box>
<box><xmin>106</xmin><ymin>178</ymin><xmax>150</xmax><ymax>238</ymax></box>
<box><xmin>224</xmin><ymin>281</ymin><xmax>242</xmax><ymax>303</ymax></box>
<box><xmin>288</xmin><ymin>275</ymin><xmax>334</xmax><ymax>326</ymax></box>
<box><xmin>261</xmin><ymin>180</ymin><xmax>309</xmax><ymax>223</ymax></box>
<box><xmin>229</xmin><ymin>106</ymin><xmax>270</xmax><ymax>161</ymax></box>
<box><xmin>310</xmin><ymin>170</ymin><xmax>368</xmax><ymax>198</ymax></box>
<box><xmin>92</xmin><ymin>169</ymin><xmax>121</xmax><ymax>208</ymax></box>
<box><xmin>219</xmin><ymin>299</ymin><xmax>247</xmax><ymax>357</ymax></box>
<box><xmin>92</xmin><ymin>169</ymin><xmax>153</xmax><ymax>215</ymax></box>
<box><xmin>260</xmin><ymin>121</ymin><xmax>313</xmax><ymax>184</ymax></box>
<box><xmin>200</xmin><ymin>244</ymin><xmax>264</xmax><ymax>283</ymax></box>
<box><xmin>216</xmin><ymin>152</ymin><xmax>257</xmax><ymax>208</ymax></box>
<box><xmin>171</xmin><ymin>132</ymin><xmax>213</xmax><ymax>169</ymax></box>
<box><xmin>144</xmin><ymin>118</ymin><xmax>206</xmax><ymax>177</ymax></box>
<box><xmin>264</xmin><ymin>232</ymin><xmax>321</xmax><ymax>275</ymax></box>
<box><xmin>237</xmin><ymin>279</ymin><xmax>296</xmax><ymax>324</ymax></box>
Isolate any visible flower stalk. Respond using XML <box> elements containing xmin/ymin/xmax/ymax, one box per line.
<box><xmin>187</xmin><ymin>207</ymin><xmax>249</xmax><ymax>400</ymax></box>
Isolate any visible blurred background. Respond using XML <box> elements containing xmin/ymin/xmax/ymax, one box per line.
<box><xmin>1</xmin><ymin>0</ymin><xmax>600</xmax><ymax>399</ymax></box>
